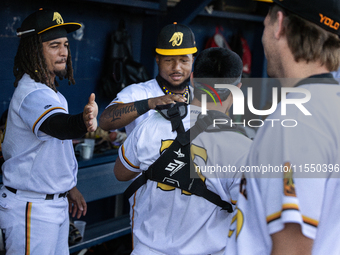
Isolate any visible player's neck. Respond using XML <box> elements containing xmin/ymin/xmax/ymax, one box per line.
<box><xmin>45</xmin><ymin>74</ymin><xmax>58</xmax><ymax>92</ymax></box>
<box><xmin>48</xmin><ymin>73</ymin><xmax>56</xmax><ymax>84</ymax></box>
<box><xmin>278</xmin><ymin>63</ymin><xmax>330</xmax><ymax>87</ymax></box>
<box><xmin>191</xmin><ymin>98</ymin><xmax>229</xmax><ymax>114</ymax></box>
<box><xmin>273</xmin><ymin>47</ymin><xmax>330</xmax><ymax>85</ymax></box>
<box><xmin>156</xmin><ymin>74</ymin><xmax>189</xmax><ymax>94</ymax></box>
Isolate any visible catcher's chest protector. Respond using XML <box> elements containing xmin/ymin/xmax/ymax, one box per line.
<box><xmin>124</xmin><ymin>103</ymin><xmax>248</xmax><ymax>212</ymax></box>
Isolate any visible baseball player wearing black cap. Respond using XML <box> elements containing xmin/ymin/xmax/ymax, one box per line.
<box><xmin>226</xmin><ymin>0</ymin><xmax>340</xmax><ymax>254</ymax></box>
<box><xmin>114</xmin><ymin>47</ymin><xmax>252</xmax><ymax>255</ymax></box>
<box><xmin>0</xmin><ymin>8</ymin><xmax>98</xmax><ymax>254</ymax></box>
<box><xmin>99</xmin><ymin>22</ymin><xmax>197</xmax><ymax>136</ymax></box>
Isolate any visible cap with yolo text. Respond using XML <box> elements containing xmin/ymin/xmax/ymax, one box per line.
<box><xmin>17</xmin><ymin>8</ymin><xmax>81</xmax><ymax>39</ymax></box>
<box><xmin>256</xmin><ymin>0</ymin><xmax>340</xmax><ymax>35</ymax></box>
<box><xmin>155</xmin><ymin>22</ymin><xmax>198</xmax><ymax>55</ymax></box>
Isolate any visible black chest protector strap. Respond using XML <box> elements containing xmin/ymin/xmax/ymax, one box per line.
<box><xmin>124</xmin><ymin>105</ymin><xmax>247</xmax><ymax>212</ymax></box>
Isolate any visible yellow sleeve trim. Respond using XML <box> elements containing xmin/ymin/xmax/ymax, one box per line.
<box><xmin>302</xmin><ymin>215</ymin><xmax>318</xmax><ymax>228</ymax></box>
<box><xmin>32</xmin><ymin>107</ymin><xmax>65</xmax><ymax>132</ymax></box>
<box><xmin>121</xmin><ymin>144</ymin><xmax>140</xmax><ymax>169</ymax></box>
<box><xmin>266</xmin><ymin>203</ymin><xmax>318</xmax><ymax>228</ymax></box>
<box><xmin>282</xmin><ymin>203</ymin><xmax>300</xmax><ymax>211</ymax></box>
<box><xmin>110</xmin><ymin>101</ymin><xmax>124</xmax><ymax>105</ymax></box>
<box><xmin>267</xmin><ymin>203</ymin><xmax>300</xmax><ymax>223</ymax></box>
<box><xmin>267</xmin><ymin>211</ymin><xmax>282</xmax><ymax>224</ymax></box>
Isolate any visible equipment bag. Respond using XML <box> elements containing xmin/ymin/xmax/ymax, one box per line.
<box><xmin>99</xmin><ymin>19</ymin><xmax>149</xmax><ymax>99</ymax></box>
<box><xmin>205</xmin><ymin>26</ymin><xmax>230</xmax><ymax>49</ymax></box>
<box><xmin>230</xmin><ymin>32</ymin><xmax>252</xmax><ymax>77</ymax></box>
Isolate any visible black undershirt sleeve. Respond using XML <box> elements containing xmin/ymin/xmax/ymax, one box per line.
<box><xmin>39</xmin><ymin>112</ymin><xmax>88</xmax><ymax>140</ymax></box>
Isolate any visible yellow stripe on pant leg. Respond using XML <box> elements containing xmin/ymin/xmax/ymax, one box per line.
<box><xmin>25</xmin><ymin>202</ymin><xmax>32</xmax><ymax>255</ymax></box>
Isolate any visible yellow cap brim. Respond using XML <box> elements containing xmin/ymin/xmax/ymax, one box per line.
<box><xmin>155</xmin><ymin>47</ymin><xmax>197</xmax><ymax>56</ymax></box>
<box><xmin>38</xmin><ymin>22</ymin><xmax>82</xmax><ymax>34</ymax></box>
<box><xmin>253</xmin><ymin>0</ymin><xmax>273</xmax><ymax>2</ymax></box>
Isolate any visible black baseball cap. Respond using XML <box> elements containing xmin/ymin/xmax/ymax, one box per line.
<box><xmin>256</xmin><ymin>0</ymin><xmax>340</xmax><ymax>35</ymax></box>
<box><xmin>155</xmin><ymin>22</ymin><xmax>197</xmax><ymax>55</ymax></box>
<box><xmin>17</xmin><ymin>8</ymin><xmax>81</xmax><ymax>40</ymax></box>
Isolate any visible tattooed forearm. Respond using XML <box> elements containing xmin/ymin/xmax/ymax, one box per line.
<box><xmin>109</xmin><ymin>104</ymin><xmax>137</xmax><ymax>122</ymax></box>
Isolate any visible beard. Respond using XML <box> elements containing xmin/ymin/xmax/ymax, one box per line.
<box><xmin>54</xmin><ymin>68</ymin><xmax>67</xmax><ymax>79</ymax></box>
<box><xmin>156</xmin><ymin>74</ymin><xmax>190</xmax><ymax>92</ymax></box>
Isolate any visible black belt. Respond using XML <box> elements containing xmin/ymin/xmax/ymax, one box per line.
<box><xmin>5</xmin><ymin>186</ymin><xmax>68</xmax><ymax>200</ymax></box>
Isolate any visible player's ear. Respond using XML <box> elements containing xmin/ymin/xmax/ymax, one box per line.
<box><xmin>155</xmin><ymin>54</ymin><xmax>160</xmax><ymax>65</ymax></box>
<box><xmin>190</xmin><ymin>54</ymin><xmax>195</xmax><ymax>65</ymax></box>
<box><xmin>236</xmin><ymin>82</ymin><xmax>242</xmax><ymax>89</ymax></box>
<box><xmin>275</xmin><ymin>11</ymin><xmax>286</xmax><ymax>39</ymax></box>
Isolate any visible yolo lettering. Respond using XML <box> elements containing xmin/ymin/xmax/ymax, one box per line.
<box><xmin>319</xmin><ymin>13</ymin><xmax>340</xmax><ymax>30</ymax></box>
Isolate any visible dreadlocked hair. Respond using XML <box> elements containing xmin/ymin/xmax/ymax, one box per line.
<box><xmin>65</xmin><ymin>45</ymin><xmax>75</xmax><ymax>85</ymax></box>
<box><xmin>13</xmin><ymin>34</ymin><xmax>76</xmax><ymax>91</ymax></box>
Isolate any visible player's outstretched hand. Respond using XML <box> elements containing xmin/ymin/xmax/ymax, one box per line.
<box><xmin>68</xmin><ymin>186</ymin><xmax>87</xmax><ymax>219</ymax></box>
<box><xmin>148</xmin><ymin>94</ymin><xmax>187</xmax><ymax>109</ymax></box>
<box><xmin>83</xmin><ymin>93</ymin><xmax>98</xmax><ymax>132</ymax></box>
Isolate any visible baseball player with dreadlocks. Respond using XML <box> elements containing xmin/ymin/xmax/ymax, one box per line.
<box><xmin>114</xmin><ymin>47</ymin><xmax>252</xmax><ymax>255</ymax></box>
<box><xmin>226</xmin><ymin>0</ymin><xmax>340</xmax><ymax>254</ymax></box>
<box><xmin>0</xmin><ymin>8</ymin><xmax>98</xmax><ymax>254</ymax></box>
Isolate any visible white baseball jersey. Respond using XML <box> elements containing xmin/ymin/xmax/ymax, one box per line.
<box><xmin>331</xmin><ymin>67</ymin><xmax>340</xmax><ymax>78</ymax></box>
<box><xmin>107</xmin><ymin>78</ymin><xmax>193</xmax><ymax>136</ymax></box>
<box><xmin>107</xmin><ymin>79</ymin><xmax>166</xmax><ymax>136</ymax></box>
<box><xmin>0</xmin><ymin>73</ymin><xmax>76</xmax><ymax>254</ymax></box>
<box><xmin>2</xmin><ymin>73</ymin><xmax>77</xmax><ymax>194</ymax></box>
<box><xmin>226</xmin><ymin>75</ymin><xmax>340</xmax><ymax>255</ymax></box>
<box><xmin>119</xmin><ymin>104</ymin><xmax>252</xmax><ymax>255</ymax></box>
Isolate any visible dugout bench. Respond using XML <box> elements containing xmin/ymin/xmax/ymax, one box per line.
<box><xmin>69</xmin><ymin>151</ymin><xmax>133</xmax><ymax>254</ymax></box>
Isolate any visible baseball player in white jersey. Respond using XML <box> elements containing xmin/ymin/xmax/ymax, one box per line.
<box><xmin>226</xmin><ymin>0</ymin><xmax>340</xmax><ymax>254</ymax></box>
<box><xmin>0</xmin><ymin>9</ymin><xmax>98</xmax><ymax>254</ymax></box>
<box><xmin>99</xmin><ymin>22</ymin><xmax>196</xmax><ymax>136</ymax></box>
<box><xmin>331</xmin><ymin>68</ymin><xmax>340</xmax><ymax>79</ymax></box>
<box><xmin>114</xmin><ymin>47</ymin><xmax>252</xmax><ymax>255</ymax></box>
